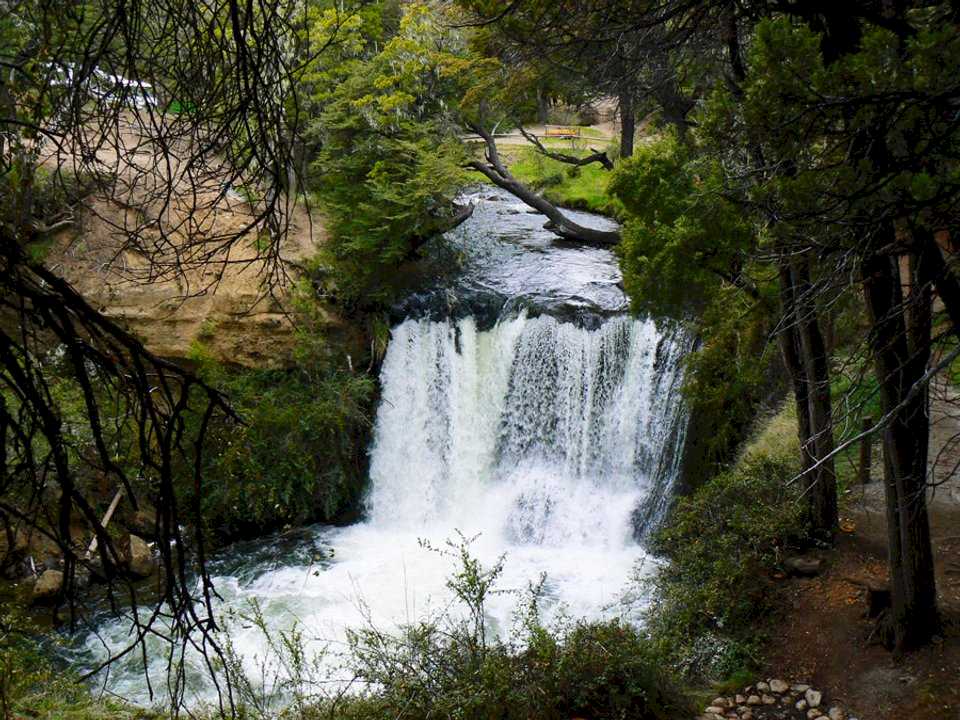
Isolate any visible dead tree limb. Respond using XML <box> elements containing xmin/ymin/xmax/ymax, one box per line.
<box><xmin>518</xmin><ymin>126</ymin><xmax>614</xmax><ymax>171</ymax></box>
<box><xmin>465</xmin><ymin>123</ymin><xmax>621</xmax><ymax>246</ymax></box>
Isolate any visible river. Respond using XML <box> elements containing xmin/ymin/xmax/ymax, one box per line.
<box><xmin>76</xmin><ymin>188</ymin><xmax>691</xmax><ymax>708</ymax></box>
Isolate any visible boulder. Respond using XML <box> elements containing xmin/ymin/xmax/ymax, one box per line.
<box><xmin>126</xmin><ymin>535</ymin><xmax>155</xmax><ymax>578</ymax></box>
<box><xmin>769</xmin><ymin>678</ymin><xmax>789</xmax><ymax>693</ymax></box>
<box><xmin>785</xmin><ymin>555</ymin><xmax>823</xmax><ymax>577</ymax></box>
<box><xmin>31</xmin><ymin>569</ymin><xmax>63</xmax><ymax>603</ymax></box>
<box><xmin>805</xmin><ymin>689</ymin><xmax>823</xmax><ymax>708</ymax></box>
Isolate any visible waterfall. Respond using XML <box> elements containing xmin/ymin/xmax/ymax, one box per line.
<box><xmin>78</xmin><ymin>311</ymin><xmax>689</xmax><ymax>707</ymax></box>
<box><xmin>77</xmin><ymin>191</ymin><xmax>691</xmax><ymax>707</ymax></box>
<box><xmin>367</xmin><ymin>312</ymin><xmax>688</xmax><ymax>547</ymax></box>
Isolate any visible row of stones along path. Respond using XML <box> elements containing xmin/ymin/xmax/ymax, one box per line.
<box><xmin>698</xmin><ymin>679</ymin><xmax>859</xmax><ymax>720</ymax></box>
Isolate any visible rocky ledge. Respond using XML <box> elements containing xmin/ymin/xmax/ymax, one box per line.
<box><xmin>698</xmin><ymin>679</ymin><xmax>859</xmax><ymax>720</ymax></box>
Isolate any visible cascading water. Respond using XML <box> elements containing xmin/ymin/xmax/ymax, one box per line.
<box><xmin>78</xmin><ymin>188</ymin><xmax>691</xmax><ymax>707</ymax></box>
<box><xmin>368</xmin><ymin>313</ymin><xmax>687</xmax><ymax>547</ymax></box>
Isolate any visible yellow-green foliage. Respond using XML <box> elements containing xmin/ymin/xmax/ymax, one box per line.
<box><xmin>646</xmin><ymin>402</ymin><xmax>808</xmax><ymax>681</ymax></box>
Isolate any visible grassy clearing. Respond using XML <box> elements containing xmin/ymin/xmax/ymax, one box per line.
<box><xmin>465</xmin><ymin>142</ymin><xmax>621</xmax><ymax>217</ymax></box>
<box><xmin>507</xmin><ymin>146</ymin><xmax>621</xmax><ymax>216</ymax></box>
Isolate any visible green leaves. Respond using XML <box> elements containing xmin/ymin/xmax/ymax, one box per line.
<box><xmin>304</xmin><ymin>2</ymin><xmax>478</xmax><ymax>302</ymax></box>
<box><xmin>608</xmin><ymin>133</ymin><xmax>756</xmax><ymax>318</ymax></box>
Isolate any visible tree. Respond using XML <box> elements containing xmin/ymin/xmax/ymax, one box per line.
<box><xmin>304</xmin><ymin>1</ymin><xmax>480</xmax><ymax>302</ymax></box>
<box><xmin>608</xmin><ymin>132</ymin><xmax>839</xmax><ymax>533</ymax></box>
<box><xmin>699</xmin><ymin>4</ymin><xmax>960</xmax><ymax>648</ymax></box>
<box><xmin>1</xmin><ymin>0</ymin><xmax>343</xmax><ymax>707</ymax></box>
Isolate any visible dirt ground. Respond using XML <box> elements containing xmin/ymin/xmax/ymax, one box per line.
<box><xmin>762</xmin><ymin>375</ymin><xmax>960</xmax><ymax>720</ymax></box>
<box><xmin>39</xmin><ymin>110</ymin><xmax>355</xmax><ymax>368</ymax></box>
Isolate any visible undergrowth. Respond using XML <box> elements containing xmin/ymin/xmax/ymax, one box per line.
<box><xmin>186</xmin><ymin>288</ymin><xmax>376</xmax><ymax>542</ymax></box>
<box><xmin>0</xmin><ymin>605</ymin><xmax>157</xmax><ymax>720</ymax></box>
<box><xmin>645</xmin><ymin>402</ymin><xmax>810</xmax><ymax>681</ymax></box>
<box><xmin>212</xmin><ymin>535</ymin><xmax>689</xmax><ymax>720</ymax></box>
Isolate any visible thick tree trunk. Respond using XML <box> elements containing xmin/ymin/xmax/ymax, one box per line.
<box><xmin>862</xmin><ymin>248</ymin><xmax>940</xmax><ymax>651</ymax></box>
<box><xmin>778</xmin><ymin>267</ymin><xmax>815</xmax><ymax>475</ymax></box>
<box><xmin>791</xmin><ymin>256</ymin><xmax>838</xmax><ymax>534</ymax></box>
<box><xmin>778</xmin><ymin>264</ymin><xmax>836</xmax><ymax>535</ymax></box>
<box><xmin>466</xmin><ymin>123</ymin><xmax>621</xmax><ymax>246</ymax></box>
<box><xmin>619</xmin><ymin>91</ymin><xmax>635</xmax><ymax>159</ymax></box>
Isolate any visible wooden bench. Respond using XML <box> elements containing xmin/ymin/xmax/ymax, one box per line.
<box><xmin>544</xmin><ymin>125</ymin><xmax>582</xmax><ymax>139</ymax></box>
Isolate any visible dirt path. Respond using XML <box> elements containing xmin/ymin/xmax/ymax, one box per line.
<box><xmin>761</xmin><ymin>376</ymin><xmax>960</xmax><ymax>720</ymax></box>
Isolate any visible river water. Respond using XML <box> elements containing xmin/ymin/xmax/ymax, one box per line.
<box><xmin>77</xmin><ymin>188</ymin><xmax>690</xmax><ymax>707</ymax></box>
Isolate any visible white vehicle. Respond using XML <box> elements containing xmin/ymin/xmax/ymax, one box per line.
<box><xmin>39</xmin><ymin>63</ymin><xmax>157</xmax><ymax>109</ymax></box>
<box><xmin>92</xmin><ymin>69</ymin><xmax>158</xmax><ymax>109</ymax></box>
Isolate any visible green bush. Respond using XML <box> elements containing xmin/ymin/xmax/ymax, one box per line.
<box><xmin>185</xmin><ymin>293</ymin><xmax>375</xmax><ymax>541</ymax></box>
<box><xmin>223</xmin><ymin>538</ymin><xmax>688</xmax><ymax>720</ymax></box>
<box><xmin>645</xmin><ymin>403</ymin><xmax>809</xmax><ymax>681</ymax></box>
<box><xmin>0</xmin><ymin>605</ymin><xmax>156</xmax><ymax>719</ymax></box>
<box><xmin>537</xmin><ymin>170</ymin><xmax>565</xmax><ymax>188</ymax></box>
<box><xmin>184</xmin><ymin>351</ymin><xmax>374</xmax><ymax>542</ymax></box>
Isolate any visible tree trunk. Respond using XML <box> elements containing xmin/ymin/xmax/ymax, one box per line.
<box><xmin>619</xmin><ymin>91</ymin><xmax>635</xmax><ymax>159</ymax></box>
<box><xmin>466</xmin><ymin>123</ymin><xmax>621</xmax><ymax>246</ymax></box>
<box><xmin>779</xmin><ymin>264</ymin><xmax>836</xmax><ymax>535</ymax></box>
<box><xmin>537</xmin><ymin>86</ymin><xmax>549</xmax><ymax>125</ymax></box>
<box><xmin>791</xmin><ymin>256</ymin><xmax>838</xmax><ymax>535</ymax></box>
<box><xmin>862</xmin><ymin>247</ymin><xmax>940</xmax><ymax>651</ymax></box>
<box><xmin>777</xmin><ymin>266</ymin><xmax>815</xmax><ymax>476</ymax></box>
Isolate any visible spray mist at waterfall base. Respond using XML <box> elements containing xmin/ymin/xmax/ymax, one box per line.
<box><xmin>75</xmin><ymin>312</ymin><xmax>687</xmax><ymax>708</ymax></box>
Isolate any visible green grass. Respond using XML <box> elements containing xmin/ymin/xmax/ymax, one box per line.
<box><xmin>830</xmin><ymin>354</ymin><xmax>883</xmax><ymax>490</ymax></box>
<box><xmin>505</xmin><ymin>146</ymin><xmax>621</xmax><ymax>216</ymax></box>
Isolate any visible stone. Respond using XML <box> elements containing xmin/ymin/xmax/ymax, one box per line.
<box><xmin>796</xmin><ymin>699</ymin><xmax>808</xmax><ymax>711</ymax></box>
<box><xmin>808</xmin><ymin>709</ymin><xmax>823</xmax><ymax>719</ymax></box>
<box><xmin>747</xmin><ymin>695</ymin><xmax>762</xmax><ymax>706</ymax></box>
<box><xmin>127</xmin><ymin>507</ymin><xmax>157</xmax><ymax>539</ymax></box>
<box><xmin>12</xmin><ymin>529</ymin><xmax>30</xmax><ymax>554</ymax></box>
<box><xmin>785</xmin><ymin>555</ymin><xmax>823</xmax><ymax>576</ymax></box>
<box><xmin>761</xmin><ymin>694</ymin><xmax>776</xmax><ymax>705</ymax></box>
<box><xmin>828</xmin><ymin>708</ymin><xmax>846</xmax><ymax>720</ymax></box>
<box><xmin>769</xmin><ymin>679</ymin><xmax>789</xmax><ymax>693</ymax></box>
<box><xmin>805</xmin><ymin>689</ymin><xmax>823</xmax><ymax>708</ymax></box>
<box><xmin>793</xmin><ymin>684</ymin><xmax>811</xmax><ymax>693</ymax></box>
<box><xmin>711</xmin><ymin>697</ymin><xmax>729</xmax><ymax>708</ymax></box>
<box><xmin>756</xmin><ymin>682</ymin><xmax>770</xmax><ymax>693</ymax></box>
<box><xmin>705</xmin><ymin>707</ymin><xmax>726</xmax><ymax>715</ymax></box>
<box><xmin>126</xmin><ymin>535</ymin><xmax>155</xmax><ymax>578</ymax></box>
<box><xmin>31</xmin><ymin>569</ymin><xmax>63</xmax><ymax>603</ymax></box>
<box><xmin>735</xmin><ymin>695</ymin><xmax>746</xmax><ymax>705</ymax></box>
<box><xmin>740</xmin><ymin>712</ymin><xmax>753</xmax><ymax>720</ymax></box>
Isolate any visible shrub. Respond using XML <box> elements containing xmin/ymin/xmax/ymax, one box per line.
<box><xmin>184</xmin><ymin>290</ymin><xmax>376</xmax><ymax>541</ymax></box>
<box><xmin>645</xmin><ymin>403</ymin><xmax>809</xmax><ymax>681</ymax></box>
<box><xmin>184</xmin><ymin>352</ymin><xmax>374</xmax><ymax>542</ymax></box>
<box><xmin>0</xmin><ymin>605</ymin><xmax>156</xmax><ymax>719</ymax></box>
<box><xmin>221</xmin><ymin>537</ymin><xmax>688</xmax><ymax>720</ymax></box>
